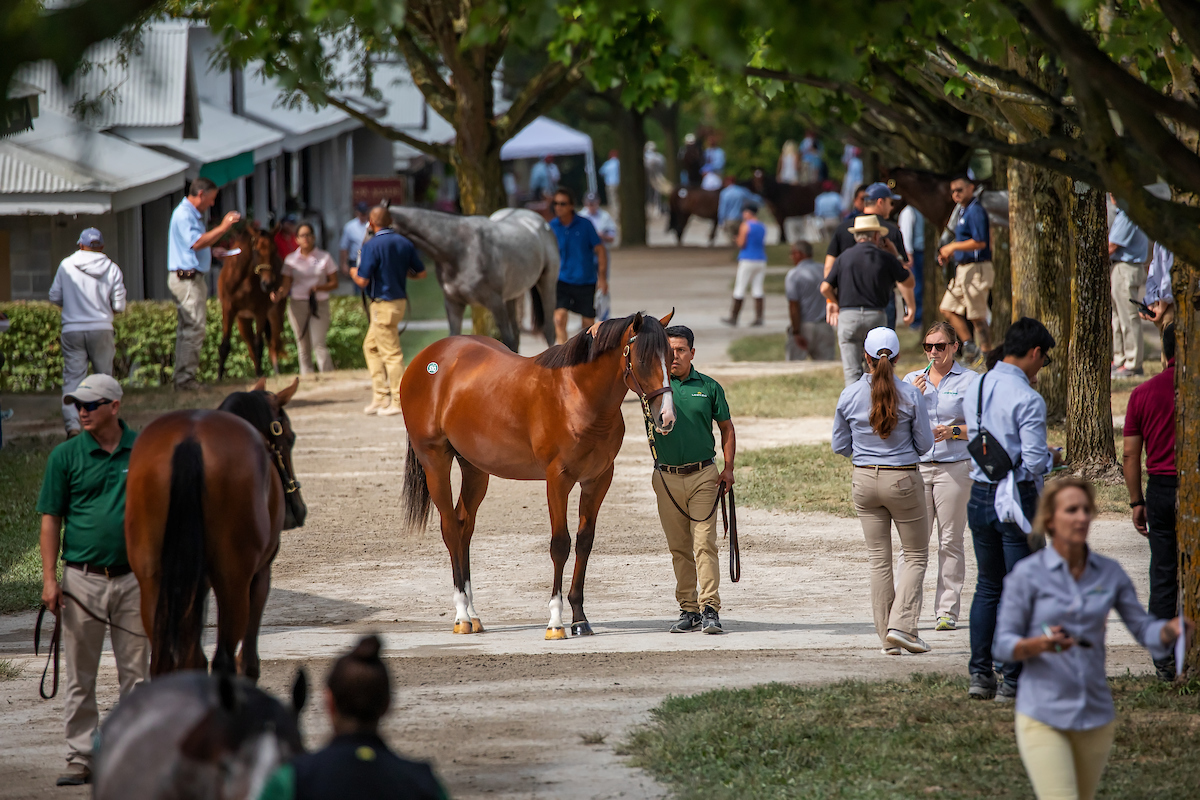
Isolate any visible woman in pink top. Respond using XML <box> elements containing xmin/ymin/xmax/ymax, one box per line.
<box><xmin>273</xmin><ymin>222</ymin><xmax>339</xmax><ymax>373</ymax></box>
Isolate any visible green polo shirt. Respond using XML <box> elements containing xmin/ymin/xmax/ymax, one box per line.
<box><xmin>651</xmin><ymin>367</ymin><xmax>731</xmax><ymax>466</ymax></box>
<box><xmin>36</xmin><ymin>420</ymin><xmax>138</xmax><ymax>567</ymax></box>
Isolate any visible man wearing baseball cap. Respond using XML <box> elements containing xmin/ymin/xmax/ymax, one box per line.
<box><xmin>48</xmin><ymin>228</ymin><xmax>127</xmax><ymax>437</ymax></box>
<box><xmin>824</xmin><ymin>182</ymin><xmax>910</xmax><ymax>328</ymax></box>
<box><xmin>37</xmin><ymin>374</ymin><xmax>147</xmax><ymax>786</ymax></box>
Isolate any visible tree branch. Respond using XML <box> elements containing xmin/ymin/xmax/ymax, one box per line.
<box><xmin>496</xmin><ymin>58</ymin><xmax>588</xmax><ymax>140</ymax></box>
<box><xmin>324</xmin><ymin>94</ymin><xmax>452</xmax><ymax>161</ymax></box>
<box><xmin>393</xmin><ymin>27</ymin><xmax>456</xmax><ymax>119</ymax></box>
<box><xmin>934</xmin><ymin>35</ymin><xmax>1071</xmax><ymax>110</ymax></box>
<box><xmin>1160</xmin><ymin>0</ymin><xmax>1200</xmax><ymax>65</ymax></box>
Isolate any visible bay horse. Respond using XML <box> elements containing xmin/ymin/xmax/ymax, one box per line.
<box><xmin>125</xmin><ymin>377</ymin><xmax>306</xmax><ymax>679</ymax></box>
<box><xmin>667</xmin><ymin>185</ymin><xmax>721</xmax><ymax>244</ymax></box>
<box><xmin>400</xmin><ymin>312</ymin><xmax>677</xmax><ymax>639</ymax></box>
<box><xmin>750</xmin><ymin>171</ymin><xmax>822</xmax><ymax>244</ymax></box>
<box><xmin>217</xmin><ymin>226</ymin><xmax>287</xmax><ymax>380</ymax></box>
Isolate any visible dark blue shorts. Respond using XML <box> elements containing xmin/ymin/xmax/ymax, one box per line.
<box><xmin>556</xmin><ymin>281</ymin><xmax>596</xmax><ymax>318</ymax></box>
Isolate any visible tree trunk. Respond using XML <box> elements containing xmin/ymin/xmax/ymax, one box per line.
<box><xmin>1066</xmin><ymin>183</ymin><xmax>1119</xmax><ymax>480</ymax></box>
<box><xmin>923</xmin><ymin>217</ymin><xmax>943</xmax><ymax>328</ymax></box>
<box><xmin>1174</xmin><ymin>256</ymin><xmax>1200</xmax><ymax>676</ymax></box>
<box><xmin>1009</xmin><ymin>159</ymin><xmax>1071</xmax><ymax>423</ymax></box>
<box><xmin>614</xmin><ymin>104</ymin><xmax>647</xmax><ymax>246</ymax></box>
<box><xmin>989</xmin><ymin>154</ymin><xmax>1012</xmax><ymax>344</ymax></box>
<box><xmin>448</xmin><ymin>73</ymin><xmax>507</xmax><ymax>338</ymax></box>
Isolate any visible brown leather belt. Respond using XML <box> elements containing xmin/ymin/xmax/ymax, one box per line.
<box><xmin>656</xmin><ymin>458</ymin><xmax>715</xmax><ymax>475</ymax></box>
<box><xmin>174</xmin><ymin>269</ymin><xmax>199</xmax><ymax>280</ymax></box>
<box><xmin>64</xmin><ymin>561</ymin><xmax>132</xmax><ymax>578</ymax></box>
<box><xmin>858</xmin><ymin>465</ymin><xmax>918</xmax><ymax>471</ymax></box>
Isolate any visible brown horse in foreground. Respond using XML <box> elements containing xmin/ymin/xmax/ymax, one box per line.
<box><xmin>400</xmin><ymin>312</ymin><xmax>677</xmax><ymax>639</ymax></box>
<box><xmin>217</xmin><ymin>226</ymin><xmax>287</xmax><ymax>380</ymax></box>
<box><xmin>125</xmin><ymin>377</ymin><xmax>306</xmax><ymax>678</ymax></box>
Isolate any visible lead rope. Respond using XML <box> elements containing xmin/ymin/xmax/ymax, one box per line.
<box><xmin>35</xmin><ymin>590</ymin><xmax>148</xmax><ymax>700</ymax></box>
<box><xmin>639</xmin><ymin>396</ymin><xmax>740</xmax><ymax>582</ymax></box>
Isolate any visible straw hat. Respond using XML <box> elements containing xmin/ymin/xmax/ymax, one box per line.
<box><xmin>848</xmin><ymin>214</ymin><xmax>888</xmax><ymax>235</ymax></box>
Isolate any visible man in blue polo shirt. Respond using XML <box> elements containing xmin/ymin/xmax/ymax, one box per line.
<box><xmin>938</xmin><ymin>174</ymin><xmax>993</xmax><ymax>363</ymax></box>
<box><xmin>167</xmin><ymin>177</ymin><xmax>241</xmax><ymax>390</ymax></box>
<box><xmin>549</xmin><ymin>188</ymin><xmax>608</xmax><ymax>344</ymax></box>
<box><xmin>350</xmin><ymin>206</ymin><xmax>426</xmax><ymax>416</ymax></box>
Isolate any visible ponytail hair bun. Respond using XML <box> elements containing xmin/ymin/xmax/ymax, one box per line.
<box><xmin>328</xmin><ymin>635</ymin><xmax>390</xmax><ymax>725</ymax></box>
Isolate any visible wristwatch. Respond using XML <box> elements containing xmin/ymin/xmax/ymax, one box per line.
<box><xmin>951</xmin><ymin>425</ymin><xmax>962</xmax><ymax>440</ymax></box>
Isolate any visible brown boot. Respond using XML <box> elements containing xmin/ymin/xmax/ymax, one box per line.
<box><xmin>721</xmin><ymin>298</ymin><xmax>743</xmax><ymax>326</ymax></box>
<box><xmin>751</xmin><ymin>298</ymin><xmax>765</xmax><ymax>326</ymax></box>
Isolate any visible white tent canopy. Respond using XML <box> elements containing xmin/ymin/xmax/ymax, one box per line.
<box><xmin>500</xmin><ymin>116</ymin><xmax>596</xmax><ymax>195</ymax></box>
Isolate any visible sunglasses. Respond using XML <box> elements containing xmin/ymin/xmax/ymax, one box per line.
<box><xmin>553</xmin><ymin>201</ymin><xmax>571</xmax><ymax>207</ymax></box>
<box><xmin>74</xmin><ymin>399</ymin><xmax>113</xmax><ymax>413</ymax></box>
<box><xmin>1043</xmin><ymin>353</ymin><xmax>1053</xmax><ymax>367</ymax></box>
<box><xmin>922</xmin><ymin>342</ymin><xmax>951</xmax><ymax>352</ymax></box>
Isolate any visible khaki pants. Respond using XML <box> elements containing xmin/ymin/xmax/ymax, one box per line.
<box><xmin>287</xmin><ymin>297</ymin><xmax>334</xmax><ymax>374</ymax></box>
<box><xmin>851</xmin><ymin>466</ymin><xmax>929</xmax><ymax>644</ymax></box>
<box><xmin>1016</xmin><ymin>713</ymin><xmax>1115</xmax><ymax>800</ymax></box>
<box><xmin>60</xmin><ymin>568</ymin><xmax>148</xmax><ymax>768</ymax></box>
<box><xmin>61</xmin><ymin>330</ymin><xmax>115</xmax><ymax>434</ymax></box>
<box><xmin>363</xmin><ymin>298</ymin><xmax>407</xmax><ymax>403</ymax></box>
<box><xmin>919</xmin><ymin>461</ymin><xmax>970</xmax><ymax>622</ymax></box>
<box><xmin>1110</xmin><ymin>261</ymin><xmax>1146</xmax><ymax>371</ymax></box>
<box><xmin>940</xmin><ymin>260</ymin><xmax>994</xmax><ymax>321</ymax></box>
<box><xmin>169</xmin><ymin>271</ymin><xmax>209</xmax><ymax>387</ymax></box>
<box><xmin>653</xmin><ymin>463</ymin><xmax>721</xmax><ymax>613</ymax></box>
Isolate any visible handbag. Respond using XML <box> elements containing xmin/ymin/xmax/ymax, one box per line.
<box><xmin>967</xmin><ymin>373</ymin><xmax>1021</xmax><ymax>481</ymax></box>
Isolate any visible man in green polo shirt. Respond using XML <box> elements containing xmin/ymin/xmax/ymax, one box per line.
<box><xmin>652</xmin><ymin>325</ymin><xmax>737</xmax><ymax>634</ymax></box>
<box><xmin>37</xmin><ymin>373</ymin><xmax>147</xmax><ymax>787</ymax></box>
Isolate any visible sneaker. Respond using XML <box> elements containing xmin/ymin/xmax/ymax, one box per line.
<box><xmin>56</xmin><ymin>764</ymin><xmax>91</xmax><ymax>786</ymax></box>
<box><xmin>1155</xmin><ymin>660</ymin><xmax>1176</xmax><ymax>683</ymax></box>
<box><xmin>881</xmin><ymin>646</ymin><xmax>902</xmax><ymax>656</ymax></box>
<box><xmin>935</xmin><ymin>616</ymin><xmax>957</xmax><ymax>631</ymax></box>
<box><xmin>701</xmin><ymin>606</ymin><xmax>724</xmax><ymax>634</ymax></box>
<box><xmin>968</xmin><ymin>673</ymin><xmax>997</xmax><ymax>700</ymax></box>
<box><xmin>995</xmin><ymin>682</ymin><xmax>1018</xmax><ymax>703</ymax></box>
<box><xmin>669</xmin><ymin>611</ymin><xmax>702</xmax><ymax>633</ymax></box>
<box><xmin>363</xmin><ymin>398</ymin><xmax>388</xmax><ymax>415</ymax></box>
<box><xmin>885</xmin><ymin>629</ymin><xmax>929</xmax><ymax>653</ymax></box>
<box><xmin>377</xmin><ymin>403</ymin><xmax>402</xmax><ymax>417</ymax></box>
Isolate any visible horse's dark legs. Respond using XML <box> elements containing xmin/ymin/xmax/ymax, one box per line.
<box><xmin>265</xmin><ymin>306</ymin><xmax>284</xmax><ymax>374</ymax></box>
<box><xmin>709</xmin><ymin>219</ymin><xmax>718</xmax><ymax>246</ymax></box>
<box><xmin>218</xmin><ymin>304</ymin><xmax>236</xmax><ymax>381</ymax></box>
<box><xmin>567</xmin><ymin>465</ymin><xmax>614</xmax><ymax>636</ymax></box>
<box><xmin>422</xmin><ymin>445</ymin><xmax>473</xmax><ymax>633</ymax></box>
<box><xmin>491</xmin><ymin>299</ymin><xmax>519</xmax><ymax>351</ymax></box>
<box><xmin>235</xmin><ymin>316</ymin><xmax>263</xmax><ymax>377</ymax></box>
<box><xmin>210</xmin><ymin>568</ymin><xmax>251</xmax><ymax>676</ymax></box>
<box><xmin>454</xmin><ymin>458</ymin><xmax>490</xmax><ymax>633</ymax></box>
<box><xmin>544</xmin><ymin>471</ymin><xmax>576</xmax><ymax>640</ymax></box>
<box><xmin>444</xmin><ymin>298</ymin><xmax>467</xmax><ymax>336</ymax></box>
<box><xmin>535</xmin><ymin>262</ymin><xmax>558</xmax><ymax>346</ymax></box>
<box><xmin>238</xmin><ymin>565</ymin><xmax>271</xmax><ymax>682</ymax></box>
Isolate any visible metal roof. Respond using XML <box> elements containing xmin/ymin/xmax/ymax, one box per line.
<box><xmin>242</xmin><ymin>63</ymin><xmax>362</xmax><ymax>152</ymax></box>
<box><xmin>119</xmin><ymin>102</ymin><xmax>284</xmax><ymax>166</ymax></box>
<box><xmin>16</xmin><ymin>21</ymin><xmax>192</xmax><ymax>130</ymax></box>
<box><xmin>0</xmin><ymin>109</ymin><xmax>187</xmax><ymax>214</ymax></box>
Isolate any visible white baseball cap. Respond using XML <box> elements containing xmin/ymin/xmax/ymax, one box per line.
<box><xmin>63</xmin><ymin>374</ymin><xmax>123</xmax><ymax>405</ymax></box>
<box><xmin>864</xmin><ymin>327</ymin><xmax>901</xmax><ymax>360</ymax></box>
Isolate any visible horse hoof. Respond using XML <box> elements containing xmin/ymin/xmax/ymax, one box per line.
<box><xmin>571</xmin><ymin>622</ymin><xmax>594</xmax><ymax>637</ymax></box>
<box><xmin>453</xmin><ymin>620</ymin><xmax>475</xmax><ymax>634</ymax></box>
<box><xmin>471</xmin><ymin>618</ymin><xmax>485</xmax><ymax>634</ymax></box>
<box><xmin>545</xmin><ymin>627</ymin><xmax>567</xmax><ymax>640</ymax></box>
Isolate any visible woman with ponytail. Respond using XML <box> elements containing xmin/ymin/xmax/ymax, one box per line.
<box><xmin>833</xmin><ymin>328</ymin><xmax>933</xmax><ymax>655</ymax></box>
<box><xmin>258</xmin><ymin>635</ymin><xmax>449</xmax><ymax>800</ymax></box>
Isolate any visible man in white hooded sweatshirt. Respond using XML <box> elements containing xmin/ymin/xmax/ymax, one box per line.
<box><xmin>48</xmin><ymin>228</ymin><xmax>127</xmax><ymax>436</ymax></box>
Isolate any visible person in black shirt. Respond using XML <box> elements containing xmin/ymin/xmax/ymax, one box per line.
<box><xmin>821</xmin><ymin>215</ymin><xmax>915</xmax><ymax>386</ymax></box>
<box><xmin>258</xmin><ymin>636</ymin><xmax>448</xmax><ymax>800</ymax></box>
<box><xmin>824</xmin><ymin>182</ymin><xmax>909</xmax><ymax>328</ymax></box>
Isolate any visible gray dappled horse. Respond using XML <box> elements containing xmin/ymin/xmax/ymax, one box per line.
<box><xmin>93</xmin><ymin>670</ymin><xmax>306</xmax><ymax>800</ymax></box>
<box><xmin>388</xmin><ymin>206</ymin><xmax>559</xmax><ymax>351</ymax></box>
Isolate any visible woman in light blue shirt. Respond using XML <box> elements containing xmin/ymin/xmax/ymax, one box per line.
<box><xmin>995</xmin><ymin>477</ymin><xmax>1190</xmax><ymax>800</ymax></box>
<box><xmin>903</xmin><ymin>322</ymin><xmax>978</xmax><ymax>631</ymax></box>
<box><xmin>833</xmin><ymin>328</ymin><xmax>932</xmax><ymax>655</ymax></box>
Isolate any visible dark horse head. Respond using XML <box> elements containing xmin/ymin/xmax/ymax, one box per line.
<box><xmin>224</xmin><ymin>224</ymin><xmax>283</xmax><ymax>295</ymax></box>
<box><xmin>218</xmin><ymin>377</ymin><xmax>307</xmax><ymax>528</ymax></box>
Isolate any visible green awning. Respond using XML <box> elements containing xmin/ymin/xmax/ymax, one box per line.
<box><xmin>199</xmin><ymin>150</ymin><xmax>255</xmax><ymax>187</ymax></box>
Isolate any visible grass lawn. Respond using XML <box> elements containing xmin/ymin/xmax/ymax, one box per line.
<box><xmin>623</xmin><ymin>673</ymin><xmax>1200</xmax><ymax>800</ymax></box>
<box><xmin>724</xmin><ymin>368</ymin><xmax>846</xmax><ymax>418</ymax></box>
<box><xmin>0</xmin><ymin>438</ymin><xmax>55</xmax><ymax>612</ymax></box>
<box><xmin>736</xmin><ymin>444</ymin><xmax>853</xmax><ymax>517</ymax></box>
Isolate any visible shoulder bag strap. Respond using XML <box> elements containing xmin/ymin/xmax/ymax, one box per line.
<box><xmin>976</xmin><ymin>372</ymin><xmax>985</xmax><ymax>427</ymax></box>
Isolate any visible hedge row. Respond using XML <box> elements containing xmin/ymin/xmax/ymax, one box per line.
<box><xmin>0</xmin><ymin>296</ymin><xmax>372</xmax><ymax>393</ymax></box>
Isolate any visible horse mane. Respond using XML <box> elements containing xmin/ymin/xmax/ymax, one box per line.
<box><xmin>533</xmin><ymin>313</ymin><xmax>668</xmax><ymax>370</ymax></box>
<box><xmin>218</xmin><ymin>390</ymin><xmax>278</xmax><ymax>438</ymax></box>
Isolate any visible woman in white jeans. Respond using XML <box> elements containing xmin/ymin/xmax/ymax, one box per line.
<box><xmin>903</xmin><ymin>321</ymin><xmax>977</xmax><ymax>631</ymax></box>
<box><xmin>722</xmin><ymin>203</ymin><xmax>768</xmax><ymax>327</ymax></box>
<box><xmin>273</xmin><ymin>223</ymin><xmax>339</xmax><ymax>373</ymax></box>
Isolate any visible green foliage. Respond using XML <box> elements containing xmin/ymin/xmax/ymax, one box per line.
<box><xmin>624</xmin><ymin>673</ymin><xmax>1200</xmax><ymax>799</ymax></box>
<box><xmin>0</xmin><ymin>297</ymin><xmax>375</xmax><ymax>392</ymax></box>
<box><xmin>0</xmin><ymin>439</ymin><xmax>54</xmax><ymax>612</ymax></box>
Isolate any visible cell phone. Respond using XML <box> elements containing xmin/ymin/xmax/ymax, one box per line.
<box><xmin>1130</xmin><ymin>298</ymin><xmax>1154</xmax><ymax>316</ymax></box>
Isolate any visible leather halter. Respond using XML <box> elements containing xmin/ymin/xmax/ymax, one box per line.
<box><xmin>267</xmin><ymin>419</ymin><xmax>301</xmax><ymax>494</ymax></box>
<box><xmin>622</xmin><ymin>333</ymin><xmax>672</xmax><ymax>403</ymax></box>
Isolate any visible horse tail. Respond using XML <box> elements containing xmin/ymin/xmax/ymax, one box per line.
<box><xmin>155</xmin><ymin>437</ymin><xmax>209</xmax><ymax>672</ymax></box>
<box><xmin>402</xmin><ymin>439</ymin><xmax>433</xmax><ymax>534</ymax></box>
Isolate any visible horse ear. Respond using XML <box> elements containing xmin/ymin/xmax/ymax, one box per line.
<box><xmin>275</xmin><ymin>377</ymin><xmax>300</xmax><ymax>406</ymax></box>
<box><xmin>250</xmin><ymin>377</ymin><xmax>267</xmax><ymax>393</ymax></box>
<box><xmin>659</xmin><ymin>308</ymin><xmax>674</xmax><ymax>327</ymax></box>
<box><xmin>631</xmin><ymin>312</ymin><xmax>644</xmax><ymax>333</ymax></box>
<box><xmin>291</xmin><ymin>669</ymin><xmax>308</xmax><ymax>716</ymax></box>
